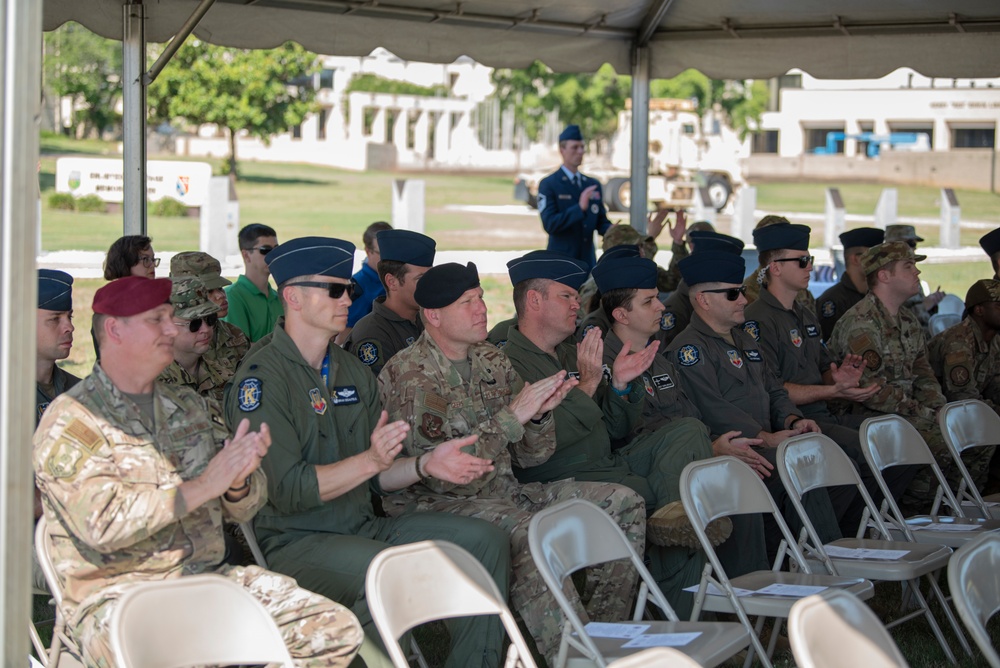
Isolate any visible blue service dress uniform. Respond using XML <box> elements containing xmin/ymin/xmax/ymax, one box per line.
<box><xmin>538</xmin><ymin>168</ymin><xmax>612</xmax><ymax>268</ymax></box>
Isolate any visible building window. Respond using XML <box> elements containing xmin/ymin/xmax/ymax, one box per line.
<box><xmin>292</xmin><ymin>124</ymin><xmax>302</xmax><ymax>140</ymax></box>
<box><xmin>751</xmin><ymin>130</ymin><xmax>779</xmax><ymax>154</ymax></box>
<box><xmin>778</xmin><ymin>74</ymin><xmax>802</xmax><ymax>90</ymax></box>
<box><xmin>318</xmin><ymin>69</ymin><xmax>334</xmax><ymax>90</ymax></box>
<box><xmin>317</xmin><ymin>109</ymin><xmax>327</xmax><ymax>141</ymax></box>
<box><xmin>953</xmin><ymin>127</ymin><xmax>995</xmax><ymax>149</ymax></box>
<box><xmin>806</xmin><ymin>127</ymin><xmax>845</xmax><ymax>154</ymax></box>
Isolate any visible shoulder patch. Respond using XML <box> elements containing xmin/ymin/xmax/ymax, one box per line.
<box><xmin>421</xmin><ymin>391</ymin><xmax>449</xmax><ymax>416</ymax></box>
<box><xmin>537</xmin><ymin>193</ymin><xmax>547</xmax><ymax>210</ymax></box>
<box><xmin>821</xmin><ymin>300</ymin><xmax>836</xmax><ymax>319</ymax></box>
<box><xmin>357</xmin><ymin>341</ymin><xmax>379</xmax><ymax>366</ymax></box>
<box><xmin>849</xmin><ymin>333</ymin><xmax>875</xmax><ymax>354</ymax></box>
<box><xmin>238</xmin><ymin>377</ymin><xmax>262</xmax><ymax>412</ymax></box>
<box><xmin>944</xmin><ymin>350</ymin><xmax>971</xmax><ymax>366</ymax></box>
<box><xmin>64</xmin><ymin>419</ymin><xmax>103</xmax><ymax>453</ymax></box>
<box><xmin>660</xmin><ymin>312</ymin><xmax>676</xmax><ymax>331</ymax></box>
<box><xmin>861</xmin><ymin>350</ymin><xmax>882</xmax><ymax>372</ymax></box>
<box><xmin>495</xmin><ymin>340</ymin><xmax>507</xmax><ymax>349</ymax></box>
<box><xmin>677</xmin><ymin>344</ymin><xmax>700</xmax><ymax>367</ymax></box>
<box><xmin>45</xmin><ymin>438</ymin><xmax>89</xmax><ymax>479</ymax></box>
<box><xmin>950</xmin><ymin>365</ymin><xmax>971</xmax><ymax>387</ymax></box>
<box><xmin>742</xmin><ymin>320</ymin><xmax>760</xmax><ymax>341</ymax></box>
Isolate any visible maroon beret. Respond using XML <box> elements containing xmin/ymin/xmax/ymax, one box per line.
<box><xmin>93</xmin><ymin>276</ymin><xmax>173</xmax><ymax>316</ymax></box>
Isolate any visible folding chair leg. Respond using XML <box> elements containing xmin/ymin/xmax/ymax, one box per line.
<box><xmin>742</xmin><ymin>615</ymin><xmax>773</xmax><ymax>668</ymax></box>
<box><xmin>765</xmin><ymin>618</ymin><xmax>783</xmax><ymax>660</ymax></box>
<box><xmin>906</xmin><ymin>578</ymin><xmax>957</xmax><ymax>665</ymax></box>
<box><xmin>408</xmin><ymin>636</ymin><xmax>429</xmax><ymax>668</ymax></box>
<box><xmin>926</xmin><ymin>572</ymin><xmax>974</xmax><ymax>658</ymax></box>
<box><xmin>30</xmin><ymin>622</ymin><xmax>46</xmax><ymax>666</ymax></box>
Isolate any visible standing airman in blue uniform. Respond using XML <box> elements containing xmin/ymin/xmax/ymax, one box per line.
<box><xmin>537</xmin><ymin>124</ymin><xmax>612</xmax><ymax>268</ymax></box>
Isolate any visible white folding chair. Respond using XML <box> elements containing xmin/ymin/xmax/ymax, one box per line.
<box><xmin>34</xmin><ymin>516</ymin><xmax>83</xmax><ymax>668</ymax></box>
<box><xmin>777</xmin><ymin>434</ymin><xmax>967</xmax><ymax>662</ymax></box>
<box><xmin>110</xmin><ymin>573</ymin><xmax>294</xmax><ymax>668</ymax></box>
<box><xmin>606</xmin><ymin>647</ymin><xmax>703</xmax><ymax>667</ymax></box>
<box><xmin>860</xmin><ymin>414</ymin><xmax>1000</xmax><ymax>547</ymax></box>
<box><xmin>789</xmin><ymin>590</ymin><xmax>910</xmax><ymax>668</ymax></box>
<box><xmin>528</xmin><ymin>498</ymin><xmax>750</xmax><ymax>668</ymax></box>
<box><xmin>928</xmin><ymin>313</ymin><xmax>961</xmax><ymax>337</ymax></box>
<box><xmin>936</xmin><ymin>294</ymin><xmax>965</xmax><ymax>317</ymax></box>
<box><xmin>947</xmin><ymin>532</ymin><xmax>1000</xmax><ymax>668</ymax></box>
<box><xmin>237</xmin><ymin>521</ymin><xmax>270</xmax><ymax>568</ymax></box>
<box><xmin>939</xmin><ymin>400</ymin><xmax>1000</xmax><ymax>519</ymax></box>
<box><xmin>365</xmin><ymin>540</ymin><xmax>536</xmax><ymax>668</ymax></box>
<box><xmin>680</xmin><ymin>457</ymin><xmax>874</xmax><ymax>668</ymax></box>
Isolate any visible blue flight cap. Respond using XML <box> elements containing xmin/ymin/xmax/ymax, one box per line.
<box><xmin>979</xmin><ymin>227</ymin><xmax>1000</xmax><ymax>256</ymax></box>
<box><xmin>507</xmin><ymin>250</ymin><xmax>589</xmax><ymax>290</ymax></box>
<box><xmin>559</xmin><ymin>125</ymin><xmax>583</xmax><ymax>142</ymax></box>
<box><xmin>753</xmin><ymin>223</ymin><xmax>811</xmax><ymax>252</ymax></box>
<box><xmin>266</xmin><ymin>236</ymin><xmax>355</xmax><ymax>284</ymax></box>
<box><xmin>679</xmin><ymin>251</ymin><xmax>746</xmax><ymax>286</ymax></box>
<box><xmin>593</xmin><ymin>257</ymin><xmax>658</xmax><ymax>293</ymax></box>
<box><xmin>414</xmin><ymin>262</ymin><xmax>480</xmax><ymax>309</ymax></box>
<box><xmin>840</xmin><ymin>227</ymin><xmax>884</xmax><ymax>250</ymax></box>
<box><xmin>38</xmin><ymin>269</ymin><xmax>74</xmax><ymax>311</ymax></box>
<box><xmin>689</xmin><ymin>231</ymin><xmax>745</xmax><ymax>255</ymax></box>
<box><xmin>598</xmin><ymin>244</ymin><xmax>641</xmax><ymax>264</ymax></box>
<box><xmin>376</xmin><ymin>229</ymin><xmax>436</xmax><ymax>267</ymax></box>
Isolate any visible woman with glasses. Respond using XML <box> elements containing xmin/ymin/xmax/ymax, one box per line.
<box><xmin>103</xmin><ymin>235</ymin><xmax>159</xmax><ymax>280</ymax></box>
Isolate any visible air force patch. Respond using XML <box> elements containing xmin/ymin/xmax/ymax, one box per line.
<box><xmin>660</xmin><ymin>312</ymin><xmax>676</xmax><ymax>331</ymax></box>
<box><xmin>790</xmin><ymin>329</ymin><xmax>803</xmax><ymax>348</ymax></box>
<box><xmin>238</xmin><ymin>378</ymin><xmax>262</xmax><ymax>412</ymax></box>
<box><xmin>742</xmin><ymin>320</ymin><xmax>760</xmax><ymax>341</ymax></box>
<box><xmin>727</xmin><ymin>350</ymin><xmax>744</xmax><ymax>368</ymax></box>
<box><xmin>677</xmin><ymin>345</ymin><xmax>700</xmax><ymax>367</ymax></box>
<box><xmin>821</xmin><ymin>300</ymin><xmax>836</xmax><ymax>319</ymax></box>
<box><xmin>332</xmin><ymin>386</ymin><xmax>360</xmax><ymax>405</ymax></box>
<box><xmin>357</xmin><ymin>342</ymin><xmax>379</xmax><ymax>366</ymax></box>
<box><xmin>805</xmin><ymin>325</ymin><xmax>820</xmax><ymax>338</ymax></box>
<box><xmin>309</xmin><ymin>388</ymin><xmax>328</xmax><ymax>415</ymax></box>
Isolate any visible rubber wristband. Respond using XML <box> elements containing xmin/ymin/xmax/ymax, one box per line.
<box><xmin>416</xmin><ymin>454</ymin><xmax>432</xmax><ymax>483</ymax></box>
<box><xmin>610</xmin><ymin>382</ymin><xmax>631</xmax><ymax>397</ymax></box>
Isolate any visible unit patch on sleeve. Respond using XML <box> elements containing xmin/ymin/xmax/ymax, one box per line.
<box><xmin>862</xmin><ymin>349</ymin><xmax>883</xmax><ymax>371</ymax></box>
<box><xmin>660</xmin><ymin>312</ymin><xmax>676</xmax><ymax>331</ymax></box>
<box><xmin>356</xmin><ymin>341</ymin><xmax>379</xmax><ymax>366</ymax></box>
<box><xmin>821</xmin><ymin>300</ymin><xmax>836</xmax><ymax>319</ymax></box>
<box><xmin>949</xmin><ymin>365</ymin><xmax>971</xmax><ymax>387</ymax></box>
<box><xmin>677</xmin><ymin>345</ymin><xmax>700</xmax><ymax>367</ymax></box>
<box><xmin>742</xmin><ymin>320</ymin><xmax>760</xmax><ymax>341</ymax></box>
<box><xmin>238</xmin><ymin>377</ymin><xmax>263</xmax><ymax>412</ymax></box>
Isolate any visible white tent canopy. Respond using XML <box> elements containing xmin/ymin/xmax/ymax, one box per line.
<box><xmin>44</xmin><ymin>0</ymin><xmax>1000</xmax><ymax>79</ymax></box>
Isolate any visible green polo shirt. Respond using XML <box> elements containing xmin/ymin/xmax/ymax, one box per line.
<box><xmin>223</xmin><ymin>274</ymin><xmax>283</xmax><ymax>342</ymax></box>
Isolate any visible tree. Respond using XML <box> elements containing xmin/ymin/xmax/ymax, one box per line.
<box><xmin>649</xmin><ymin>70</ymin><xmax>767</xmax><ymax>140</ymax></box>
<box><xmin>147</xmin><ymin>40</ymin><xmax>318</xmax><ymax>178</ymax></box>
<box><xmin>43</xmin><ymin>23</ymin><xmax>123</xmax><ymax>138</ymax></box>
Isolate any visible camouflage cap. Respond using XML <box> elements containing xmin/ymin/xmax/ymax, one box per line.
<box><xmin>885</xmin><ymin>224</ymin><xmax>924</xmax><ymax>243</ymax></box>
<box><xmin>169</xmin><ymin>276</ymin><xmax>221</xmax><ymax>320</ymax></box>
<box><xmin>170</xmin><ymin>251</ymin><xmax>231</xmax><ymax>290</ymax></box>
<box><xmin>861</xmin><ymin>241</ymin><xmax>927</xmax><ymax>276</ymax></box>
<box><xmin>687</xmin><ymin>220</ymin><xmax>716</xmax><ymax>235</ymax></box>
<box><xmin>964</xmin><ymin>279</ymin><xmax>1000</xmax><ymax>313</ymax></box>
<box><xmin>602</xmin><ymin>223</ymin><xmax>657</xmax><ymax>259</ymax></box>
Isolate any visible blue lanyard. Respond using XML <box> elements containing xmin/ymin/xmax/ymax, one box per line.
<box><xmin>320</xmin><ymin>351</ymin><xmax>330</xmax><ymax>387</ymax></box>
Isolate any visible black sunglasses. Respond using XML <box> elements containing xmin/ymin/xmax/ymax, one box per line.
<box><xmin>250</xmin><ymin>245</ymin><xmax>275</xmax><ymax>255</ymax></box>
<box><xmin>702</xmin><ymin>285</ymin><xmax>748</xmax><ymax>301</ymax></box>
<box><xmin>773</xmin><ymin>255</ymin><xmax>814</xmax><ymax>269</ymax></box>
<box><xmin>177</xmin><ymin>313</ymin><xmax>219</xmax><ymax>333</ymax></box>
<box><xmin>287</xmin><ymin>280</ymin><xmax>362</xmax><ymax>301</ymax></box>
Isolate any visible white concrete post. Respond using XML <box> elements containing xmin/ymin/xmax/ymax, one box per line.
<box><xmin>392</xmin><ymin>179</ymin><xmax>425</xmax><ymax>233</ymax></box>
<box><xmin>413</xmin><ymin>111</ymin><xmax>429</xmax><ymax>156</ymax></box>
<box><xmin>434</xmin><ymin>111</ymin><xmax>450</xmax><ymax>162</ymax></box>
<box><xmin>371</xmin><ymin>107</ymin><xmax>387</xmax><ymax>143</ymax></box>
<box><xmin>200</xmin><ymin>176</ymin><xmax>234</xmax><ymax>258</ymax></box>
<box><xmin>874</xmin><ymin>188</ymin><xmax>897</xmax><ymax>229</ymax></box>
<box><xmin>348</xmin><ymin>94</ymin><xmax>365</xmax><ymax>138</ymax></box>
<box><xmin>692</xmin><ymin>187</ymin><xmax>717</xmax><ymax>226</ymax></box>
<box><xmin>940</xmin><ymin>188</ymin><xmax>961</xmax><ymax>250</ymax></box>
<box><xmin>393</xmin><ymin>109</ymin><xmax>408</xmax><ymax>152</ymax></box>
<box><xmin>824</xmin><ymin>188</ymin><xmax>846</xmax><ymax>250</ymax></box>
<box><xmin>731</xmin><ymin>186</ymin><xmax>757</xmax><ymax>244</ymax></box>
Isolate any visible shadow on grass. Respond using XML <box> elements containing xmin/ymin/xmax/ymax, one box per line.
<box><xmin>39</xmin><ymin>171</ymin><xmax>55</xmax><ymax>192</ymax></box>
<box><xmin>237</xmin><ymin>174</ymin><xmax>329</xmax><ymax>186</ymax></box>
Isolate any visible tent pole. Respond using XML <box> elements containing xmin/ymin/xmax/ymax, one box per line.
<box><xmin>629</xmin><ymin>45</ymin><xmax>650</xmax><ymax>232</ymax></box>
<box><xmin>0</xmin><ymin>0</ymin><xmax>41</xmax><ymax>661</ymax></box>
<box><xmin>123</xmin><ymin>0</ymin><xmax>147</xmax><ymax>236</ymax></box>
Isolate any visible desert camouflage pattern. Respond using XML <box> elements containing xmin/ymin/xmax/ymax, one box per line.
<box><xmin>157</xmin><ymin>354</ymin><xmax>235</xmax><ymax>404</ymax></box>
<box><xmin>168</xmin><ymin>276</ymin><xmax>220</xmax><ymax>320</ymax></box>
<box><xmin>860</xmin><ymin>241</ymin><xmax>926</xmax><ymax>277</ymax></box>
<box><xmin>206</xmin><ymin>319</ymin><xmax>251</xmax><ymax>371</ymax></box>
<box><xmin>169</xmin><ymin>251</ymin><xmax>232</xmax><ymax>290</ymax></box>
<box><xmin>33</xmin><ymin>365</ymin><xmax>361</xmax><ymax>667</ymax></box>
<box><xmin>379</xmin><ymin>332</ymin><xmax>645</xmax><ymax>661</ymax></box>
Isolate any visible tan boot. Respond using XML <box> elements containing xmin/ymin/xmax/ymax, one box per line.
<box><xmin>647</xmin><ymin>500</ymin><xmax>733</xmax><ymax>549</ymax></box>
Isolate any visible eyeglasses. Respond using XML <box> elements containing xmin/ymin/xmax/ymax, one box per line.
<box><xmin>175</xmin><ymin>313</ymin><xmax>219</xmax><ymax>333</ymax></box>
<box><xmin>701</xmin><ymin>285</ymin><xmax>748</xmax><ymax>301</ymax></box>
<box><xmin>139</xmin><ymin>256</ymin><xmax>161</xmax><ymax>268</ymax></box>
<box><xmin>286</xmin><ymin>280</ymin><xmax>362</xmax><ymax>301</ymax></box>
<box><xmin>772</xmin><ymin>255</ymin><xmax>814</xmax><ymax>269</ymax></box>
<box><xmin>249</xmin><ymin>245</ymin><xmax>275</xmax><ymax>255</ymax></box>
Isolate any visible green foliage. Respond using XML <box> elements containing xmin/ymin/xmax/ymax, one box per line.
<box><xmin>648</xmin><ymin>70</ymin><xmax>768</xmax><ymax>140</ymax></box>
<box><xmin>74</xmin><ymin>194</ymin><xmax>106</xmax><ymax>213</ymax></box>
<box><xmin>149</xmin><ymin>197</ymin><xmax>189</xmax><ymax>217</ymax></box>
<box><xmin>47</xmin><ymin>192</ymin><xmax>76</xmax><ymax>210</ymax></box>
<box><xmin>345</xmin><ymin>73</ymin><xmax>447</xmax><ymax>97</ymax></box>
<box><xmin>43</xmin><ymin>23</ymin><xmax>123</xmax><ymax>138</ymax></box>
<box><xmin>491</xmin><ymin>62</ymin><xmax>629</xmax><ymax>144</ymax></box>
<box><xmin>147</xmin><ymin>41</ymin><xmax>318</xmax><ymax>178</ymax></box>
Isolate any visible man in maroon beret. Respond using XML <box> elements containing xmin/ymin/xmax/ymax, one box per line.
<box><xmin>32</xmin><ymin>275</ymin><xmax>363</xmax><ymax>666</ymax></box>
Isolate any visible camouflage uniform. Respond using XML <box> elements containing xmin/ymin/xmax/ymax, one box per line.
<box><xmin>378</xmin><ymin>332</ymin><xmax>645</xmax><ymax>661</ymax></box>
<box><xmin>33</xmin><ymin>365</ymin><xmax>362</xmax><ymax>668</ymax></box>
<box><xmin>344</xmin><ymin>296</ymin><xmax>422</xmax><ymax>375</ymax></box>
<box><xmin>827</xmin><ymin>292</ymin><xmax>985</xmax><ymax>511</ymax></box>
<box><xmin>36</xmin><ymin>365</ymin><xmax>80</xmax><ymax>425</ymax></box>
<box><xmin>499</xmin><ymin>325</ymin><xmax>709</xmax><ymax>617</ymax></box>
<box><xmin>207</xmin><ymin>320</ymin><xmax>250</xmax><ymax>370</ymax></box>
<box><xmin>816</xmin><ymin>271</ymin><xmax>867</xmax><ymax>341</ymax></box>
<box><xmin>928</xmin><ymin>316</ymin><xmax>1000</xmax><ymax>490</ymax></box>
